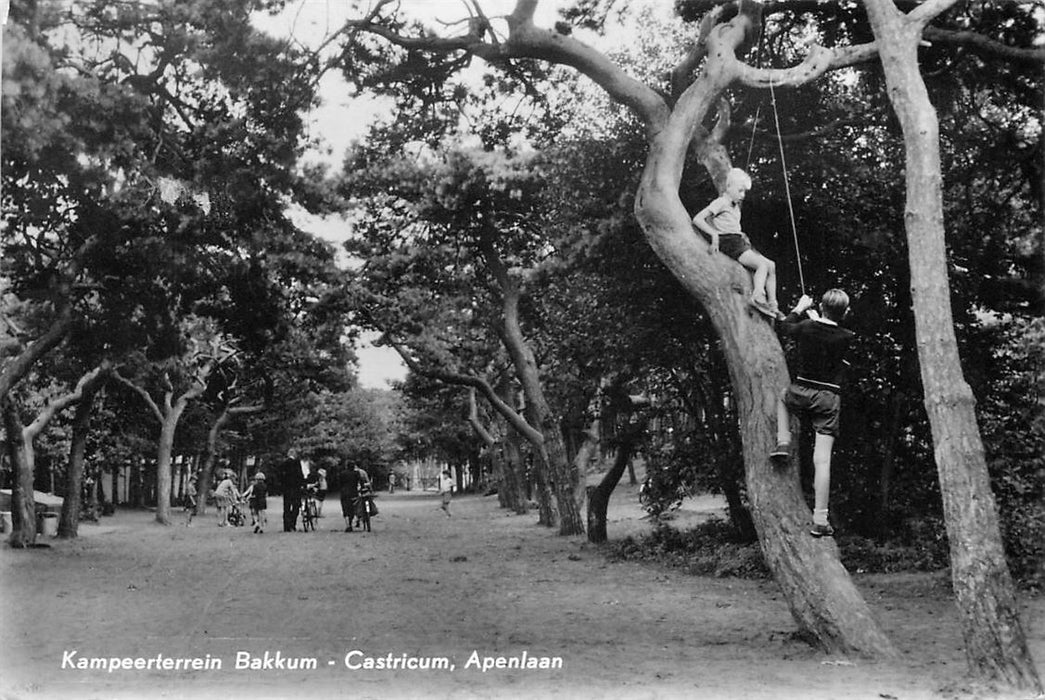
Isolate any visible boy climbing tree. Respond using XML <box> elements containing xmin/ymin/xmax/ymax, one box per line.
<box><xmin>692</xmin><ymin>168</ymin><xmax>783</xmax><ymax>320</ymax></box>
<box><xmin>770</xmin><ymin>290</ymin><xmax>854</xmax><ymax>537</ymax></box>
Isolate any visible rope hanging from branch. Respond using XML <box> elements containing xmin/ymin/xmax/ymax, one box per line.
<box><xmin>767</xmin><ymin>75</ymin><xmax>806</xmax><ymax>296</ymax></box>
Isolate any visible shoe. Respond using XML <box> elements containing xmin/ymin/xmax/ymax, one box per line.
<box><xmin>769</xmin><ymin>443</ymin><xmax>790</xmax><ymax>464</ymax></box>
<box><xmin>750</xmin><ymin>297</ymin><xmax>778</xmax><ymax>319</ymax></box>
<box><xmin>810</xmin><ymin>523</ymin><xmax>835</xmax><ymax>538</ymax></box>
<box><xmin>345</xmin><ymin>527</ymin><xmax>353</xmax><ymax>532</ymax></box>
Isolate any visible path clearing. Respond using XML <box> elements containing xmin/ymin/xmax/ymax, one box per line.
<box><xmin>1</xmin><ymin>484</ymin><xmax>1042</xmax><ymax>699</ymax></box>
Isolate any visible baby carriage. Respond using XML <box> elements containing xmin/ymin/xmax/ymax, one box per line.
<box><xmin>227</xmin><ymin>499</ymin><xmax>247</xmax><ymax>527</ymax></box>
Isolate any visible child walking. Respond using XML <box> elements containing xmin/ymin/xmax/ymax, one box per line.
<box><xmin>241</xmin><ymin>472</ymin><xmax>268</xmax><ymax>534</ymax></box>
<box><xmin>692</xmin><ymin>168</ymin><xmax>783</xmax><ymax>319</ymax></box>
<box><xmin>183</xmin><ymin>476</ymin><xmax>198</xmax><ymax>527</ymax></box>
<box><xmin>213</xmin><ymin>472</ymin><xmax>240</xmax><ymax>527</ymax></box>
<box><xmin>770</xmin><ymin>290</ymin><xmax>854</xmax><ymax>537</ymax></box>
<box><xmin>439</xmin><ymin>469</ymin><xmax>454</xmax><ymax>517</ymax></box>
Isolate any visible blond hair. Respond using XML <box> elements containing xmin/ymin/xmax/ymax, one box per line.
<box><xmin>821</xmin><ymin>289</ymin><xmax>850</xmax><ymax>322</ymax></box>
<box><xmin>725</xmin><ymin>168</ymin><xmax>752</xmax><ymax>190</ymax></box>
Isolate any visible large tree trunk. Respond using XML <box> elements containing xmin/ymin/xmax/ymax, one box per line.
<box><xmin>3</xmin><ymin>398</ymin><xmax>38</xmax><ymax>548</ymax></box>
<box><xmin>617</xmin><ymin>3</ymin><xmax>897</xmax><ymax>656</ymax></box>
<box><xmin>633</xmin><ymin>81</ymin><xmax>895</xmax><ymax>659</ymax></box>
<box><xmin>864</xmin><ymin>0</ymin><xmax>1041</xmax><ymax>690</ymax></box>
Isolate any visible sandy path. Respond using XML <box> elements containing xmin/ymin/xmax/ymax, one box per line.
<box><xmin>1</xmin><ymin>484</ymin><xmax>1042</xmax><ymax>700</ymax></box>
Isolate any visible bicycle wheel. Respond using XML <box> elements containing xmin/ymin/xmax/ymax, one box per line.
<box><xmin>302</xmin><ymin>501</ymin><xmax>317</xmax><ymax>531</ymax></box>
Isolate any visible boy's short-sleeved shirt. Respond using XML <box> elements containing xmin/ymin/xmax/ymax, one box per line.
<box><xmin>701</xmin><ymin>195</ymin><xmax>743</xmax><ymax>234</ymax></box>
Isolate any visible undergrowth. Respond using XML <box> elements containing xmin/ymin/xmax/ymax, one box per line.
<box><xmin>607</xmin><ymin>517</ymin><xmax>954</xmax><ymax>581</ymax></box>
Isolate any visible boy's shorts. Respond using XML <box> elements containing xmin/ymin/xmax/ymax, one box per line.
<box><xmin>783</xmin><ymin>383</ymin><xmax>841</xmax><ymax>437</ymax></box>
<box><xmin>718</xmin><ymin>233</ymin><xmax>753</xmax><ymax>260</ymax></box>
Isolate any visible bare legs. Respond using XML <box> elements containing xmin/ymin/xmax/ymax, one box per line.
<box><xmin>774</xmin><ymin>393</ymin><xmax>834</xmax><ymax>529</ymax></box>
<box><xmin>811</xmin><ymin>433</ymin><xmax>834</xmax><ymax>526</ymax></box>
<box><xmin>737</xmin><ymin>250</ymin><xmax>778</xmax><ymax>310</ymax></box>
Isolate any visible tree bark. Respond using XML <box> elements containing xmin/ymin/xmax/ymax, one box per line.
<box><xmin>496</xmin><ymin>380</ymin><xmax>530</xmax><ymax>514</ymax></box>
<box><xmin>503</xmin><ymin>426</ymin><xmax>530</xmax><ymax>515</ymax></box>
<box><xmin>864</xmin><ymin>0</ymin><xmax>1042</xmax><ymax>690</ymax></box>
<box><xmin>3</xmin><ymin>397</ymin><xmax>38</xmax><ymax>548</ymax></box>
<box><xmin>197</xmin><ymin>412</ymin><xmax>228</xmax><ymax>516</ymax></box>
<box><xmin>58</xmin><ymin>375</ymin><xmax>106</xmax><ymax>538</ymax></box>
<box><xmin>587</xmin><ymin>424</ymin><xmax>643</xmax><ymax>544</ymax></box>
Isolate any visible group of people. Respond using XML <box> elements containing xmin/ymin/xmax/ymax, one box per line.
<box><xmin>278</xmin><ymin>451</ymin><xmax>376</xmax><ymax>533</ymax></box>
<box><xmin>694</xmin><ymin>168</ymin><xmax>854</xmax><ymax>538</ymax></box>
<box><xmin>336</xmin><ymin>460</ymin><xmax>377</xmax><ymax>532</ymax></box>
<box><xmin>179</xmin><ymin>453</ymin><xmax>387</xmax><ymax>534</ymax></box>
<box><xmin>181</xmin><ymin>469</ymin><xmax>268</xmax><ymax>532</ymax></box>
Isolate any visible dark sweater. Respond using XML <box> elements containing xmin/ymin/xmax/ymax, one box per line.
<box><xmin>779</xmin><ymin>314</ymin><xmax>855</xmax><ymax>391</ymax></box>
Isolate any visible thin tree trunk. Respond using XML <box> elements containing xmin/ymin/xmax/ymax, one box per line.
<box><xmin>481</xmin><ymin>236</ymin><xmax>585</xmax><ymax>535</ymax></box>
<box><xmin>587</xmin><ymin>425</ymin><xmax>643</xmax><ymax>544</ymax></box>
<box><xmin>58</xmin><ymin>390</ymin><xmax>93</xmax><ymax>537</ymax></box>
<box><xmin>3</xmin><ymin>398</ymin><xmax>37</xmax><ymax>548</ymax></box>
<box><xmin>864</xmin><ymin>0</ymin><xmax>1041</xmax><ymax>689</ymax></box>
<box><xmin>130</xmin><ymin>460</ymin><xmax>142</xmax><ymax>508</ymax></box>
<box><xmin>503</xmin><ymin>428</ymin><xmax>529</xmax><ymax>515</ymax></box>
<box><xmin>496</xmin><ymin>382</ymin><xmax>529</xmax><ymax>514</ymax></box>
<box><xmin>57</xmin><ymin>367</ymin><xmax>109</xmax><ymax>537</ymax></box>
<box><xmin>197</xmin><ymin>408</ymin><xmax>232</xmax><ymax>516</ymax></box>
<box><xmin>155</xmin><ymin>417</ymin><xmax>179</xmax><ymax>524</ymax></box>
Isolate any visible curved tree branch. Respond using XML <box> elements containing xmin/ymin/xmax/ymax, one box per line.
<box><xmin>385</xmin><ymin>336</ymin><xmax>545</xmax><ymax>445</ymax></box>
<box><xmin>923</xmin><ymin>27</ymin><xmax>1045</xmax><ymax>64</ymax></box>
<box><xmin>343</xmin><ymin>0</ymin><xmax>671</xmax><ymax>132</ymax></box>
<box><xmin>112</xmin><ymin>369</ymin><xmax>165</xmax><ymax>424</ymax></box>
<box><xmin>467</xmin><ymin>388</ymin><xmax>497</xmax><ymax>447</ymax></box>
<box><xmin>24</xmin><ymin>361</ymin><xmax>112</xmax><ymax>442</ymax></box>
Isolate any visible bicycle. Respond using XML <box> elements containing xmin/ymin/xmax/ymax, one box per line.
<box><xmin>301</xmin><ymin>486</ymin><xmax>319</xmax><ymax>532</ymax></box>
